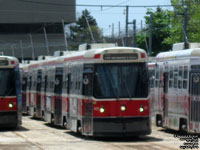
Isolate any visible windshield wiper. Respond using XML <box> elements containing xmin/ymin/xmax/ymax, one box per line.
<box><xmin>120</xmin><ymin>68</ymin><xmax>132</xmax><ymax>100</ymax></box>
<box><xmin>105</xmin><ymin>67</ymin><xmax>119</xmax><ymax>100</ymax></box>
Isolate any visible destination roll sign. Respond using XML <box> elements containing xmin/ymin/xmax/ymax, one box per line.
<box><xmin>103</xmin><ymin>53</ymin><xmax>138</xmax><ymax>60</ymax></box>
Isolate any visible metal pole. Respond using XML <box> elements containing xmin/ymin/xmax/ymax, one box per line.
<box><xmin>149</xmin><ymin>14</ymin><xmax>152</xmax><ymax>56</ymax></box>
<box><xmin>125</xmin><ymin>5</ymin><xmax>129</xmax><ymax>46</ymax></box>
<box><xmin>43</xmin><ymin>26</ymin><xmax>50</xmax><ymax>55</ymax></box>
<box><xmin>112</xmin><ymin>23</ymin><xmax>114</xmax><ymax>37</ymax></box>
<box><xmin>20</xmin><ymin>40</ymin><xmax>24</xmax><ymax>62</ymax></box>
<box><xmin>62</xmin><ymin>19</ymin><xmax>68</xmax><ymax>51</ymax></box>
<box><xmin>183</xmin><ymin>7</ymin><xmax>188</xmax><ymax>43</ymax></box>
<box><xmin>29</xmin><ymin>34</ymin><xmax>35</xmax><ymax>60</ymax></box>
<box><xmin>141</xmin><ymin>20</ymin><xmax>143</xmax><ymax>30</ymax></box>
<box><xmin>133</xmin><ymin>19</ymin><xmax>136</xmax><ymax>47</ymax></box>
<box><xmin>119</xmin><ymin>21</ymin><xmax>121</xmax><ymax>38</ymax></box>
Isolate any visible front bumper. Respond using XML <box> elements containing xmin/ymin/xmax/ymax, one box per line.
<box><xmin>93</xmin><ymin>117</ymin><xmax>151</xmax><ymax>137</ymax></box>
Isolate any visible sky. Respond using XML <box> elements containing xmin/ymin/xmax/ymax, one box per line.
<box><xmin>76</xmin><ymin>0</ymin><xmax>172</xmax><ymax>36</ymax></box>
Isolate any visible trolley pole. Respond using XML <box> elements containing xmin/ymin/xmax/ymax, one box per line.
<box><xmin>20</xmin><ymin>40</ymin><xmax>24</xmax><ymax>62</ymax></box>
<box><xmin>62</xmin><ymin>19</ymin><xmax>68</xmax><ymax>51</ymax></box>
<box><xmin>29</xmin><ymin>34</ymin><xmax>35</xmax><ymax>60</ymax></box>
<box><xmin>43</xmin><ymin>26</ymin><xmax>50</xmax><ymax>55</ymax></box>
<box><xmin>125</xmin><ymin>5</ymin><xmax>129</xmax><ymax>46</ymax></box>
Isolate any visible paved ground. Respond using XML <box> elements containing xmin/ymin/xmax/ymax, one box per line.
<box><xmin>0</xmin><ymin>116</ymin><xmax>198</xmax><ymax>150</ymax></box>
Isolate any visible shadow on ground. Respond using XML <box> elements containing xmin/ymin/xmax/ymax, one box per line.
<box><xmin>66</xmin><ymin>131</ymin><xmax>163</xmax><ymax>142</ymax></box>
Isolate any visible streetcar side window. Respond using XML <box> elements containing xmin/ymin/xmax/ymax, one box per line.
<box><xmin>178</xmin><ymin>80</ymin><xmax>182</xmax><ymax>89</ymax></box>
<box><xmin>169</xmin><ymin>80</ymin><xmax>173</xmax><ymax>88</ymax></box>
<box><xmin>178</xmin><ymin>66</ymin><xmax>183</xmax><ymax>89</ymax></box>
<box><xmin>174</xmin><ymin>73</ymin><xmax>178</xmax><ymax>88</ymax></box>
<box><xmin>183</xmin><ymin>80</ymin><xmax>187</xmax><ymax>89</ymax></box>
<box><xmin>179</xmin><ymin>66</ymin><xmax>183</xmax><ymax>78</ymax></box>
<box><xmin>184</xmin><ymin>66</ymin><xmax>188</xmax><ymax>79</ymax></box>
<box><xmin>170</xmin><ymin>66</ymin><xmax>173</xmax><ymax>79</ymax></box>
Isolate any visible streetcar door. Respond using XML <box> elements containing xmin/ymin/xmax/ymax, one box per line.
<box><xmin>189</xmin><ymin>71</ymin><xmax>200</xmax><ymax>132</ymax></box>
<box><xmin>22</xmin><ymin>77</ymin><xmax>27</xmax><ymax>112</ymax></box>
<box><xmin>163</xmin><ymin>72</ymin><xmax>169</xmax><ymax>124</ymax></box>
<box><xmin>82</xmin><ymin>64</ymin><xmax>94</xmax><ymax>135</ymax></box>
<box><xmin>54</xmin><ymin>68</ymin><xmax>63</xmax><ymax>125</ymax></box>
<box><xmin>36</xmin><ymin>70</ymin><xmax>42</xmax><ymax>116</ymax></box>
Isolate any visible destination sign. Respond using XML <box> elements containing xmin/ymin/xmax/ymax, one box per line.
<box><xmin>0</xmin><ymin>60</ymin><xmax>8</xmax><ymax>66</ymax></box>
<box><xmin>103</xmin><ymin>53</ymin><xmax>138</xmax><ymax>60</ymax></box>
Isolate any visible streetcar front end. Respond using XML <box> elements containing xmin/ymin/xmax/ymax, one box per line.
<box><xmin>0</xmin><ymin>56</ymin><xmax>22</xmax><ymax>127</ymax></box>
<box><xmin>81</xmin><ymin>47</ymin><xmax>151</xmax><ymax>136</ymax></box>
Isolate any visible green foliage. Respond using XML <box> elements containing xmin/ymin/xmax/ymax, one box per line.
<box><xmin>165</xmin><ymin>0</ymin><xmax>200</xmax><ymax>44</ymax></box>
<box><xmin>137</xmin><ymin>7</ymin><xmax>172</xmax><ymax>56</ymax></box>
<box><xmin>137</xmin><ymin>0</ymin><xmax>200</xmax><ymax>56</ymax></box>
<box><xmin>69</xmin><ymin>9</ymin><xmax>102</xmax><ymax>50</ymax></box>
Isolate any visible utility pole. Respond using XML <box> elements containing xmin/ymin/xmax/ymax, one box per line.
<box><xmin>112</xmin><ymin>23</ymin><xmax>114</xmax><ymax>38</ymax></box>
<box><xmin>128</xmin><ymin>19</ymin><xmax>136</xmax><ymax>47</ymax></box>
<box><xmin>43</xmin><ymin>26</ymin><xmax>50</xmax><ymax>55</ymax></box>
<box><xmin>133</xmin><ymin>20</ymin><xmax>136</xmax><ymax>47</ymax></box>
<box><xmin>119</xmin><ymin>22</ymin><xmax>121</xmax><ymax>37</ymax></box>
<box><xmin>148</xmin><ymin>14</ymin><xmax>152</xmax><ymax>56</ymax></box>
<box><xmin>125</xmin><ymin>5</ymin><xmax>129</xmax><ymax>46</ymax></box>
<box><xmin>183</xmin><ymin>6</ymin><xmax>188</xmax><ymax>44</ymax></box>
<box><xmin>141</xmin><ymin>20</ymin><xmax>143</xmax><ymax>30</ymax></box>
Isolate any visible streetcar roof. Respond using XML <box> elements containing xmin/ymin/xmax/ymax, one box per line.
<box><xmin>22</xmin><ymin>47</ymin><xmax>147</xmax><ymax>69</ymax></box>
<box><xmin>156</xmin><ymin>48</ymin><xmax>200</xmax><ymax>61</ymax></box>
<box><xmin>0</xmin><ymin>56</ymin><xmax>19</xmax><ymax>67</ymax></box>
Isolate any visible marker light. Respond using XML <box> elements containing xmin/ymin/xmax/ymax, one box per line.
<box><xmin>11</xmin><ymin>61</ymin><xmax>15</xmax><ymax>65</ymax></box>
<box><xmin>120</xmin><ymin>105</ymin><xmax>126</xmax><ymax>112</ymax></box>
<box><xmin>141</xmin><ymin>53</ymin><xmax>146</xmax><ymax>58</ymax></box>
<box><xmin>8</xmin><ymin>103</ymin><xmax>13</xmax><ymax>108</ymax></box>
<box><xmin>99</xmin><ymin>106</ymin><xmax>105</xmax><ymax>113</ymax></box>
<box><xmin>94</xmin><ymin>54</ymin><xmax>101</xmax><ymax>59</ymax></box>
<box><xmin>139</xmin><ymin>105</ymin><xmax>144</xmax><ymax>112</ymax></box>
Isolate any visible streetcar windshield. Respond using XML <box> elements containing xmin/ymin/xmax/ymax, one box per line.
<box><xmin>94</xmin><ymin>63</ymin><xmax>149</xmax><ymax>99</ymax></box>
<box><xmin>0</xmin><ymin>69</ymin><xmax>16</xmax><ymax>96</ymax></box>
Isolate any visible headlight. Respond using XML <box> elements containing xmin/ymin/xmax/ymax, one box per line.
<box><xmin>99</xmin><ymin>106</ymin><xmax>105</xmax><ymax>113</ymax></box>
<box><xmin>8</xmin><ymin>103</ymin><xmax>13</xmax><ymax>108</ymax></box>
<box><xmin>120</xmin><ymin>105</ymin><xmax>126</xmax><ymax>112</ymax></box>
<box><xmin>139</xmin><ymin>105</ymin><xmax>144</xmax><ymax>112</ymax></box>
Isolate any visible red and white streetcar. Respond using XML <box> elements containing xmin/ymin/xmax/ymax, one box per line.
<box><xmin>22</xmin><ymin>46</ymin><xmax>151</xmax><ymax>136</ymax></box>
<box><xmin>0</xmin><ymin>56</ymin><xmax>22</xmax><ymax>127</ymax></box>
<box><xmin>154</xmin><ymin>43</ymin><xmax>200</xmax><ymax>133</ymax></box>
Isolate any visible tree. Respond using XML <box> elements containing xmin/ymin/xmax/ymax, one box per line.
<box><xmin>137</xmin><ymin>7</ymin><xmax>172</xmax><ymax>56</ymax></box>
<box><xmin>69</xmin><ymin>9</ymin><xmax>102</xmax><ymax>50</ymax></box>
<box><xmin>164</xmin><ymin>0</ymin><xmax>200</xmax><ymax>45</ymax></box>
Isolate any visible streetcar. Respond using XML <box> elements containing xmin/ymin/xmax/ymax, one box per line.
<box><xmin>23</xmin><ymin>46</ymin><xmax>151</xmax><ymax>136</ymax></box>
<box><xmin>20</xmin><ymin>64</ymin><xmax>28</xmax><ymax>113</ymax></box>
<box><xmin>154</xmin><ymin>43</ymin><xmax>200</xmax><ymax>133</ymax></box>
<box><xmin>0</xmin><ymin>56</ymin><xmax>22</xmax><ymax>127</ymax></box>
<box><xmin>148</xmin><ymin>62</ymin><xmax>156</xmax><ymax>115</ymax></box>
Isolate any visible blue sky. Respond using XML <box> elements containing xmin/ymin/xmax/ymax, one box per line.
<box><xmin>76</xmin><ymin>0</ymin><xmax>172</xmax><ymax>36</ymax></box>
